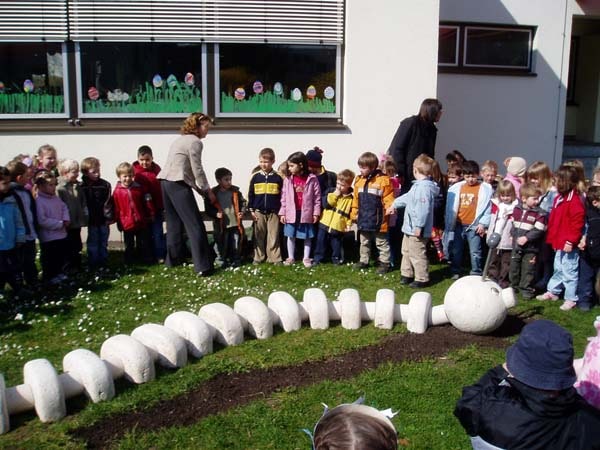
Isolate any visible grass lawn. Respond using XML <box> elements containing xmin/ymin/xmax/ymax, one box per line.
<box><xmin>0</xmin><ymin>255</ymin><xmax>596</xmax><ymax>449</ymax></box>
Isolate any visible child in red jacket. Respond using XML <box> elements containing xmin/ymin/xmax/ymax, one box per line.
<box><xmin>536</xmin><ymin>165</ymin><xmax>585</xmax><ymax>311</ymax></box>
<box><xmin>133</xmin><ymin>145</ymin><xmax>165</xmax><ymax>262</ymax></box>
<box><xmin>113</xmin><ymin>162</ymin><xmax>154</xmax><ymax>264</ymax></box>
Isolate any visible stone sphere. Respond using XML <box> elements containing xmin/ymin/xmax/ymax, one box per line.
<box><xmin>444</xmin><ymin>276</ymin><xmax>508</xmax><ymax>334</ymax></box>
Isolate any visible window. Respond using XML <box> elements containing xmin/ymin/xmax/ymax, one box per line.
<box><xmin>0</xmin><ymin>0</ymin><xmax>344</xmax><ymax>126</ymax></box>
<box><xmin>0</xmin><ymin>43</ymin><xmax>67</xmax><ymax>116</ymax></box>
<box><xmin>77</xmin><ymin>43</ymin><xmax>206</xmax><ymax>117</ymax></box>
<box><xmin>216</xmin><ymin>43</ymin><xmax>340</xmax><ymax>117</ymax></box>
<box><xmin>438</xmin><ymin>22</ymin><xmax>535</xmax><ymax>74</ymax></box>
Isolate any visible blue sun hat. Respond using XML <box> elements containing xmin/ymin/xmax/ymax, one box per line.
<box><xmin>506</xmin><ymin>319</ymin><xmax>576</xmax><ymax>390</ymax></box>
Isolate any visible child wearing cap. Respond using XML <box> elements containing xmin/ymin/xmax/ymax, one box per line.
<box><xmin>504</xmin><ymin>156</ymin><xmax>527</xmax><ymax>197</ymax></box>
<box><xmin>306</xmin><ymin>146</ymin><xmax>337</xmax><ymax>196</ymax></box>
<box><xmin>455</xmin><ymin>319</ymin><xmax>600</xmax><ymax>449</ymax></box>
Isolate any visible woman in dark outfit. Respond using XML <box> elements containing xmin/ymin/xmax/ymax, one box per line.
<box><xmin>387</xmin><ymin>98</ymin><xmax>443</xmax><ymax>194</ymax></box>
<box><xmin>159</xmin><ymin>112</ymin><xmax>217</xmax><ymax>276</ymax></box>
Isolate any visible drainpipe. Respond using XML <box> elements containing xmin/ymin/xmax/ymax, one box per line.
<box><xmin>553</xmin><ymin>0</ymin><xmax>570</xmax><ymax>169</ymax></box>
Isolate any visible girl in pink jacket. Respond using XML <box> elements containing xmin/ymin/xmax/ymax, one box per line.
<box><xmin>279</xmin><ymin>152</ymin><xmax>321</xmax><ymax>267</ymax></box>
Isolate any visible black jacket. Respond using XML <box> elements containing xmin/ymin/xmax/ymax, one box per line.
<box><xmin>387</xmin><ymin>115</ymin><xmax>437</xmax><ymax>193</ymax></box>
<box><xmin>81</xmin><ymin>176</ymin><xmax>113</xmax><ymax>226</ymax></box>
<box><xmin>583</xmin><ymin>204</ymin><xmax>600</xmax><ymax>263</ymax></box>
<box><xmin>455</xmin><ymin>365</ymin><xmax>600</xmax><ymax>450</ymax></box>
<box><xmin>247</xmin><ymin>170</ymin><xmax>283</xmax><ymax>213</ymax></box>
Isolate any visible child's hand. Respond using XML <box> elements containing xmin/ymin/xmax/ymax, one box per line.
<box><xmin>237</xmin><ymin>212</ymin><xmax>243</xmax><ymax>219</ymax></box>
<box><xmin>475</xmin><ymin>224</ymin><xmax>485</xmax><ymax>237</ymax></box>
<box><xmin>216</xmin><ymin>211</ymin><xmax>223</xmax><ymax>219</ymax></box>
<box><xmin>386</xmin><ymin>206</ymin><xmax>396</xmax><ymax>215</ymax></box>
<box><xmin>414</xmin><ymin>227</ymin><xmax>422</xmax><ymax>237</ymax></box>
<box><xmin>334</xmin><ymin>188</ymin><xmax>341</xmax><ymax>196</ymax></box>
<box><xmin>517</xmin><ymin>236</ymin><xmax>528</xmax><ymax>246</ymax></box>
<box><xmin>579</xmin><ymin>236</ymin><xmax>587</xmax><ymax>251</ymax></box>
<box><xmin>313</xmin><ymin>215</ymin><xmax>319</xmax><ymax>224</ymax></box>
<box><xmin>563</xmin><ymin>242</ymin><xmax>573</xmax><ymax>252</ymax></box>
<box><xmin>251</xmin><ymin>212</ymin><xmax>258</xmax><ymax>222</ymax></box>
<box><xmin>63</xmin><ymin>220</ymin><xmax>70</xmax><ymax>228</ymax></box>
<box><xmin>280</xmin><ymin>216</ymin><xmax>286</xmax><ymax>224</ymax></box>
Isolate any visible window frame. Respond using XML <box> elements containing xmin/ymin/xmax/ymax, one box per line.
<box><xmin>214</xmin><ymin>43</ymin><xmax>342</xmax><ymax>119</ymax></box>
<box><xmin>438</xmin><ymin>25</ymin><xmax>460</xmax><ymax>67</ymax></box>
<box><xmin>438</xmin><ymin>21</ymin><xmax>537</xmax><ymax>76</ymax></box>
<box><xmin>75</xmin><ymin>42</ymin><xmax>208</xmax><ymax>119</ymax></box>
<box><xmin>0</xmin><ymin>42</ymin><xmax>70</xmax><ymax>119</ymax></box>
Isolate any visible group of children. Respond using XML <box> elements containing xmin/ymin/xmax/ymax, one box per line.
<box><xmin>1</xmin><ymin>142</ymin><xmax>600</xmax><ymax>312</ymax></box>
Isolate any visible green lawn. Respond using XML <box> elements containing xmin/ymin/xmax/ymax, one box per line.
<box><xmin>0</xmin><ymin>256</ymin><xmax>596</xmax><ymax>449</ymax></box>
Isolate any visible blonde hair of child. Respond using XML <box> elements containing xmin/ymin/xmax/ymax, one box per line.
<box><xmin>562</xmin><ymin>159</ymin><xmax>586</xmax><ymax>193</ymax></box>
<box><xmin>337</xmin><ymin>169</ymin><xmax>355</xmax><ymax>185</ymax></box>
<box><xmin>413</xmin><ymin>154</ymin><xmax>434</xmax><ymax>177</ymax></box>
<box><xmin>520</xmin><ymin>181</ymin><xmax>543</xmax><ymax>200</ymax></box>
<box><xmin>525</xmin><ymin>161</ymin><xmax>553</xmax><ymax>193</ymax></box>
<box><xmin>58</xmin><ymin>158</ymin><xmax>79</xmax><ymax>176</ymax></box>
<box><xmin>481</xmin><ymin>160</ymin><xmax>498</xmax><ymax>173</ymax></box>
<box><xmin>81</xmin><ymin>157</ymin><xmax>100</xmax><ymax>174</ymax></box>
<box><xmin>495</xmin><ymin>179</ymin><xmax>516</xmax><ymax>202</ymax></box>
<box><xmin>37</xmin><ymin>144</ymin><xmax>57</xmax><ymax>157</ymax></box>
<box><xmin>116</xmin><ymin>162</ymin><xmax>133</xmax><ymax>177</ymax></box>
<box><xmin>259</xmin><ymin>147</ymin><xmax>275</xmax><ymax>162</ymax></box>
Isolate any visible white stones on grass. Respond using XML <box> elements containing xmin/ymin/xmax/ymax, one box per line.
<box><xmin>198</xmin><ymin>303</ymin><xmax>244</xmax><ymax>346</ymax></box>
<box><xmin>0</xmin><ymin>278</ymin><xmax>515</xmax><ymax>434</ymax></box>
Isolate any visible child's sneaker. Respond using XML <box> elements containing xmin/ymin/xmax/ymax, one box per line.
<box><xmin>376</xmin><ymin>264</ymin><xmax>390</xmax><ymax>275</ymax></box>
<box><xmin>353</xmin><ymin>262</ymin><xmax>368</xmax><ymax>270</ymax></box>
<box><xmin>536</xmin><ymin>291</ymin><xmax>559</xmax><ymax>301</ymax></box>
<box><xmin>560</xmin><ymin>300</ymin><xmax>577</xmax><ymax>311</ymax></box>
<box><xmin>283</xmin><ymin>258</ymin><xmax>295</xmax><ymax>266</ymax></box>
<box><xmin>303</xmin><ymin>258</ymin><xmax>313</xmax><ymax>268</ymax></box>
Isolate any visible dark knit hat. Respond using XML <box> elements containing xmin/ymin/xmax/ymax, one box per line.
<box><xmin>306</xmin><ymin>147</ymin><xmax>323</xmax><ymax>168</ymax></box>
<box><xmin>506</xmin><ymin>319</ymin><xmax>576</xmax><ymax>390</ymax></box>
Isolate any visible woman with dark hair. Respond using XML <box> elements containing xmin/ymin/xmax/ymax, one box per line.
<box><xmin>159</xmin><ymin>112</ymin><xmax>216</xmax><ymax>276</ymax></box>
<box><xmin>387</xmin><ymin>98</ymin><xmax>443</xmax><ymax>194</ymax></box>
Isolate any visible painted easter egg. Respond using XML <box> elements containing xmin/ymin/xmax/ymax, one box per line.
<box><xmin>253</xmin><ymin>80</ymin><xmax>263</xmax><ymax>94</ymax></box>
<box><xmin>23</xmin><ymin>79</ymin><xmax>34</xmax><ymax>93</ymax></box>
<box><xmin>87</xmin><ymin>86</ymin><xmax>99</xmax><ymax>100</ymax></box>
<box><xmin>152</xmin><ymin>74</ymin><xmax>163</xmax><ymax>88</ymax></box>
<box><xmin>184</xmin><ymin>72</ymin><xmax>195</xmax><ymax>86</ymax></box>
<box><xmin>324</xmin><ymin>86</ymin><xmax>335</xmax><ymax>100</ymax></box>
<box><xmin>273</xmin><ymin>82</ymin><xmax>283</xmax><ymax>95</ymax></box>
<box><xmin>234</xmin><ymin>87</ymin><xmax>246</xmax><ymax>100</ymax></box>
<box><xmin>306</xmin><ymin>85</ymin><xmax>317</xmax><ymax>99</ymax></box>
<box><xmin>167</xmin><ymin>74</ymin><xmax>177</xmax><ymax>88</ymax></box>
<box><xmin>291</xmin><ymin>88</ymin><xmax>302</xmax><ymax>102</ymax></box>
<box><xmin>0</xmin><ymin>81</ymin><xmax>4</xmax><ymax>93</ymax></box>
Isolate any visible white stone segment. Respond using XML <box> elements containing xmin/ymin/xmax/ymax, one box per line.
<box><xmin>23</xmin><ymin>359</ymin><xmax>66</xmax><ymax>423</ymax></box>
<box><xmin>302</xmin><ymin>288</ymin><xmax>330</xmax><ymax>330</ymax></box>
<box><xmin>59</xmin><ymin>373</ymin><xmax>84</xmax><ymax>399</ymax></box>
<box><xmin>100</xmin><ymin>334</ymin><xmax>155</xmax><ymax>384</ymax></box>
<box><xmin>328</xmin><ymin>301</ymin><xmax>342</xmax><ymax>321</ymax></box>
<box><xmin>5</xmin><ymin>384</ymin><xmax>34</xmax><ymax>415</ymax></box>
<box><xmin>444</xmin><ymin>276</ymin><xmax>509</xmax><ymax>334</ymax></box>
<box><xmin>297</xmin><ymin>302</ymin><xmax>309</xmax><ymax>322</ymax></box>
<box><xmin>374</xmin><ymin>289</ymin><xmax>395</xmax><ymax>329</ymax></box>
<box><xmin>0</xmin><ymin>375</ymin><xmax>8</xmax><ymax>434</ymax></box>
<box><xmin>62</xmin><ymin>349</ymin><xmax>115</xmax><ymax>403</ymax></box>
<box><xmin>267</xmin><ymin>291</ymin><xmax>301</xmax><ymax>332</ymax></box>
<box><xmin>198</xmin><ymin>303</ymin><xmax>244</xmax><ymax>346</ymax></box>
<box><xmin>338</xmin><ymin>289</ymin><xmax>361</xmax><ymax>329</ymax></box>
<box><xmin>360</xmin><ymin>302</ymin><xmax>376</xmax><ymax>321</ymax></box>
<box><xmin>501</xmin><ymin>287</ymin><xmax>517</xmax><ymax>309</ymax></box>
<box><xmin>131</xmin><ymin>324</ymin><xmax>188</xmax><ymax>369</ymax></box>
<box><xmin>234</xmin><ymin>296</ymin><xmax>273</xmax><ymax>339</ymax></box>
<box><xmin>164</xmin><ymin>311</ymin><xmax>213</xmax><ymax>358</ymax></box>
<box><xmin>429</xmin><ymin>305</ymin><xmax>449</xmax><ymax>326</ymax></box>
<box><xmin>407</xmin><ymin>292</ymin><xmax>432</xmax><ymax>334</ymax></box>
<box><xmin>393</xmin><ymin>304</ymin><xmax>408</xmax><ymax>323</ymax></box>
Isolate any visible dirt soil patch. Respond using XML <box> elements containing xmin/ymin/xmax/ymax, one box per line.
<box><xmin>72</xmin><ymin>316</ymin><xmax>525</xmax><ymax>449</ymax></box>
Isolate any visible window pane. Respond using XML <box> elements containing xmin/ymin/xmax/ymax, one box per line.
<box><xmin>439</xmin><ymin>26</ymin><xmax>458</xmax><ymax>65</ymax></box>
<box><xmin>79</xmin><ymin>43</ymin><xmax>203</xmax><ymax>114</ymax></box>
<box><xmin>0</xmin><ymin>43</ymin><xmax>65</xmax><ymax>115</ymax></box>
<box><xmin>218</xmin><ymin>44</ymin><xmax>337</xmax><ymax>115</ymax></box>
<box><xmin>465</xmin><ymin>27</ymin><xmax>531</xmax><ymax>68</ymax></box>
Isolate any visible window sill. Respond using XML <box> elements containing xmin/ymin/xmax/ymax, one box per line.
<box><xmin>0</xmin><ymin>117</ymin><xmax>348</xmax><ymax>132</ymax></box>
<box><xmin>438</xmin><ymin>67</ymin><xmax>537</xmax><ymax>77</ymax></box>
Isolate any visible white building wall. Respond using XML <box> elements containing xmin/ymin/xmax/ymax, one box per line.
<box><xmin>437</xmin><ymin>0</ymin><xmax>573</xmax><ymax>170</ymax></box>
<box><xmin>0</xmin><ymin>0</ymin><xmax>439</xmax><ymax>194</ymax></box>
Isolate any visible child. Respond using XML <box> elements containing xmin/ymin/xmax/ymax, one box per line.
<box><xmin>314</xmin><ymin>169</ymin><xmax>355</xmax><ymax>265</ymax></box>
<box><xmin>480</xmin><ymin>160</ymin><xmax>499</xmax><ymax>191</ymax></box>
<box><xmin>35</xmin><ymin>171</ymin><xmax>69</xmax><ymax>285</ymax></box>
<box><xmin>503</xmin><ymin>156</ymin><xmax>527</xmax><ymax>197</ymax></box>
<box><xmin>431</xmin><ymin>159</ymin><xmax>447</xmax><ymax>262</ymax></box>
<box><xmin>205</xmin><ymin>167</ymin><xmax>246</xmax><ymax>268</ymax></box>
<box><xmin>509</xmin><ymin>182</ymin><xmax>548</xmax><ymax>299</ymax></box>
<box><xmin>380</xmin><ymin>158</ymin><xmax>402</xmax><ymax>267</ymax></box>
<box><xmin>7</xmin><ymin>161</ymin><xmax>38</xmax><ymax>287</ymax></box>
<box><xmin>576</xmin><ymin>186</ymin><xmax>600</xmax><ymax>311</ymax></box>
<box><xmin>446</xmin><ymin>149</ymin><xmax>466</xmax><ymax>170</ymax></box>
<box><xmin>445</xmin><ymin>160</ymin><xmax>493</xmax><ymax>279</ymax></box>
<box><xmin>279</xmin><ymin>152</ymin><xmax>321</xmax><ymax>268</ymax></box>
<box><xmin>306</xmin><ymin>146</ymin><xmax>337</xmax><ymax>196</ymax></box>
<box><xmin>387</xmin><ymin>154</ymin><xmax>438</xmax><ymax>287</ymax></box>
<box><xmin>57</xmin><ymin>159</ymin><xmax>88</xmax><ymax>273</ymax></box>
<box><xmin>11</xmin><ymin>154</ymin><xmax>35</xmax><ymax>191</ymax></box>
<box><xmin>113</xmin><ymin>162</ymin><xmax>154</xmax><ymax>264</ymax></box>
<box><xmin>486</xmin><ymin>180</ymin><xmax>517</xmax><ymax>288</ymax></box>
<box><xmin>537</xmin><ymin>165</ymin><xmax>585</xmax><ymax>311</ymax></box>
<box><xmin>446</xmin><ymin>165</ymin><xmax>463</xmax><ymax>186</ymax></box>
<box><xmin>592</xmin><ymin>166</ymin><xmax>600</xmax><ymax>187</ymax></box>
<box><xmin>133</xmin><ymin>145</ymin><xmax>165</xmax><ymax>262</ymax></box>
<box><xmin>80</xmin><ymin>157</ymin><xmax>113</xmax><ymax>270</ymax></box>
<box><xmin>0</xmin><ymin>166</ymin><xmax>27</xmax><ymax>296</ymax></box>
<box><xmin>351</xmin><ymin>151</ymin><xmax>394</xmax><ymax>275</ymax></box>
<box><xmin>36</xmin><ymin>144</ymin><xmax>59</xmax><ymax>177</ymax></box>
<box><xmin>247</xmin><ymin>148</ymin><xmax>283</xmax><ymax>264</ymax></box>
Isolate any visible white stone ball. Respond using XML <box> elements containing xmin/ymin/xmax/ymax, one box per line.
<box><xmin>443</xmin><ymin>276</ymin><xmax>507</xmax><ymax>334</ymax></box>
